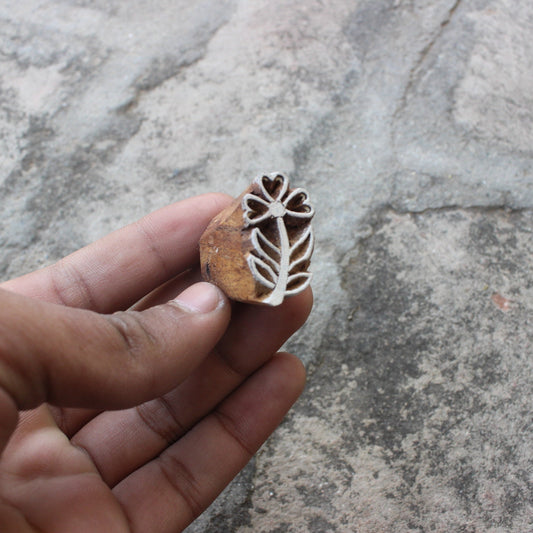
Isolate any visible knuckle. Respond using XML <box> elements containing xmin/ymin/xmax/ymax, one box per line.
<box><xmin>106</xmin><ymin>311</ymin><xmax>159</xmax><ymax>358</ymax></box>
<box><xmin>213</xmin><ymin>408</ymin><xmax>255</xmax><ymax>457</ymax></box>
<box><xmin>157</xmin><ymin>453</ymin><xmax>203</xmax><ymax>519</ymax></box>
<box><xmin>48</xmin><ymin>259</ymin><xmax>97</xmax><ymax>309</ymax></box>
<box><xmin>135</xmin><ymin>396</ymin><xmax>187</xmax><ymax>444</ymax></box>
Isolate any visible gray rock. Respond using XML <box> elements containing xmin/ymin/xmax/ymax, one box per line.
<box><xmin>1</xmin><ymin>0</ymin><xmax>532</xmax><ymax>531</ymax></box>
<box><xmin>239</xmin><ymin>208</ymin><xmax>533</xmax><ymax>532</ymax></box>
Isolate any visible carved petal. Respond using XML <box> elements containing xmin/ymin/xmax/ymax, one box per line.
<box><xmin>242</xmin><ymin>193</ymin><xmax>272</xmax><ymax>226</ymax></box>
<box><xmin>283</xmin><ymin>188</ymin><xmax>315</xmax><ymax>218</ymax></box>
<box><xmin>258</xmin><ymin>173</ymin><xmax>289</xmax><ymax>203</ymax></box>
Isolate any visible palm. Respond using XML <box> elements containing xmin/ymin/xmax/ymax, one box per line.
<box><xmin>1</xmin><ymin>407</ymin><xmax>129</xmax><ymax>532</ymax></box>
<box><xmin>0</xmin><ymin>195</ymin><xmax>311</xmax><ymax>532</ymax></box>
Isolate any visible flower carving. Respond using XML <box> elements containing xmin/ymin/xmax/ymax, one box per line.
<box><xmin>243</xmin><ymin>173</ymin><xmax>314</xmax><ymax>226</ymax></box>
<box><xmin>241</xmin><ymin>173</ymin><xmax>314</xmax><ymax>306</ymax></box>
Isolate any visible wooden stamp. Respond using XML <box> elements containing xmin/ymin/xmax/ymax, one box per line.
<box><xmin>199</xmin><ymin>172</ymin><xmax>314</xmax><ymax>306</ymax></box>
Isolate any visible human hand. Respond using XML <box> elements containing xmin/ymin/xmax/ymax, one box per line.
<box><xmin>0</xmin><ymin>194</ymin><xmax>312</xmax><ymax>532</ymax></box>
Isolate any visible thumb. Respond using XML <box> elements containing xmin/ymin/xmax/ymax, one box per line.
<box><xmin>0</xmin><ymin>283</ymin><xmax>230</xmax><ymax>448</ymax></box>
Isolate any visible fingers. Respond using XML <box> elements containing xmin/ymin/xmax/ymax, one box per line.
<box><xmin>0</xmin><ymin>283</ymin><xmax>230</xmax><ymax>417</ymax></box>
<box><xmin>113</xmin><ymin>352</ymin><xmax>306</xmax><ymax>533</ymax></box>
<box><xmin>0</xmin><ymin>193</ymin><xmax>232</xmax><ymax>313</ymax></box>
<box><xmin>70</xmin><ymin>288</ymin><xmax>312</xmax><ymax>485</ymax></box>
<box><xmin>55</xmin><ymin>279</ymin><xmax>312</xmax><ymax>436</ymax></box>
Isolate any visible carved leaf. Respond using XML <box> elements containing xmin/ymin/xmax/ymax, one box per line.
<box><xmin>285</xmin><ymin>272</ymin><xmax>312</xmax><ymax>295</ymax></box>
<box><xmin>247</xmin><ymin>254</ymin><xmax>277</xmax><ymax>289</ymax></box>
<box><xmin>289</xmin><ymin>225</ymin><xmax>314</xmax><ymax>273</ymax></box>
<box><xmin>250</xmin><ymin>227</ymin><xmax>281</xmax><ymax>270</ymax></box>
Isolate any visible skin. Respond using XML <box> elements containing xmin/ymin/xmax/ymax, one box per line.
<box><xmin>0</xmin><ymin>193</ymin><xmax>312</xmax><ymax>532</ymax></box>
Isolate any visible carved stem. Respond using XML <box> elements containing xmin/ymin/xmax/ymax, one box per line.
<box><xmin>264</xmin><ymin>216</ymin><xmax>290</xmax><ymax>305</ymax></box>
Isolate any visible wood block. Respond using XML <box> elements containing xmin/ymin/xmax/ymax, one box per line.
<box><xmin>199</xmin><ymin>172</ymin><xmax>315</xmax><ymax>306</ymax></box>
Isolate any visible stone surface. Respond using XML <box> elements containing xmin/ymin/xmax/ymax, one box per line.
<box><xmin>1</xmin><ymin>1</ymin><xmax>532</xmax><ymax>531</ymax></box>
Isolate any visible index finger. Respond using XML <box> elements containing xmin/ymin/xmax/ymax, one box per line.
<box><xmin>1</xmin><ymin>193</ymin><xmax>232</xmax><ymax>313</ymax></box>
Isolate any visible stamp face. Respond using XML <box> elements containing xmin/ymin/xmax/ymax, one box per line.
<box><xmin>243</xmin><ymin>173</ymin><xmax>314</xmax><ymax>306</ymax></box>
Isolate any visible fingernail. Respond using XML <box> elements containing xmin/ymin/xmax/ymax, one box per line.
<box><xmin>172</xmin><ymin>282</ymin><xmax>223</xmax><ymax>314</ymax></box>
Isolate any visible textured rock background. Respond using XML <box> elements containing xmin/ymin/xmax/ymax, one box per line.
<box><xmin>1</xmin><ymin>1</ymin><xmax>532</xmax><ymax>531</ymax></box>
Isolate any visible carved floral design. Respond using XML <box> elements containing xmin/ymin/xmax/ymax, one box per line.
<box><xmin>242</xmin><ymin>173</ymin><xmax>314</xmax><ymax>305</ymax></box>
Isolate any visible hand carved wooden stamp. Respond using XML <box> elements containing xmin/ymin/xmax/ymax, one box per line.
<box><xmin>199</xmin><ymin>172</ymin><xmax>315</xmax><ymax>306</ymax></box>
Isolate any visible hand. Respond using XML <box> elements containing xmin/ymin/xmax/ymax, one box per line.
<box><xmin>0</xmin><ymin>194</ymin><xmax>312</xmax><ymax>532</ymax></box>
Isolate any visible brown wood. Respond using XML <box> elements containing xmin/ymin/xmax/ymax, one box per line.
<box><xmin>199</xmin><ymin>172</ymin><xmax>315</xmax><ymax>306</ymax></box>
